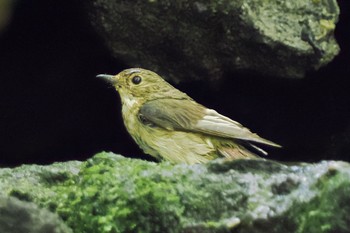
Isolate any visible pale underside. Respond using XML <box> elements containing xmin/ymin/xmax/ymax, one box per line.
<box><xmin>128</xmin><ymin>120</ymin><xmax>256</xmax><ymax>164</ymax></box>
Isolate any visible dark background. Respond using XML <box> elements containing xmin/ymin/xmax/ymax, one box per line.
<box><xmin>0</xmin><ymin>0</ymin><xmax>349</xmax><ymax>166</ymax></box>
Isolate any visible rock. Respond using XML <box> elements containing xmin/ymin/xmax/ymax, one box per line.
<box><xmin>0</xmin><ymin>196</ymin><xmax>73</xmax><ymax>233</ymax></box>
<box><xmin>83</xmin><ymin>0</ymin><xmax>340</xmax><ymax>82</ymax></box>
<box><xmin>1</xmin><ymin>152</ymin><xmax>350</xmax><ymax>233</ymax></box>
<box><xmin>0</xmin><ymin>0</ymin><xmax>16</xmax><ymax>33</ymax></box>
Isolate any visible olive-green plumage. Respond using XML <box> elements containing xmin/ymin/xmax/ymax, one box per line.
<box><xmin>98</xmin><ymin>68</ymin><xmax>281</xmax><ymax>164</ymax></box>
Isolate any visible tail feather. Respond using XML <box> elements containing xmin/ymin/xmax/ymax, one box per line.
<box><xmin>247</xmin><ymin>143</ymin><xmax>268</xmax><ymax>156</ymax></box>
<box><xmin>218</xmin><ymin>146</ymin><xmax>258</xmax><ymax>160</ymax></box>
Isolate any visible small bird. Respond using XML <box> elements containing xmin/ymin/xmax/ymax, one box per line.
<box><xmin>97</xmin><ymin>68</ymin><xmax>281</xmax><ymax>164</ymax></box>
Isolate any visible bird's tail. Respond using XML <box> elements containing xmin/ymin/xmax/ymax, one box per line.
<box><xmin>218</xmin><ymin>144</ymin><xmax>259</xmax><ymax>160</ymax></box>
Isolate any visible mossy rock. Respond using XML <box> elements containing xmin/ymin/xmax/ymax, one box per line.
<box><xmin>84</xmin><ymin>0</ymin><xmax>340</xmax><ymax>81</ymax></box>
<box><xmin>1</xmin><ymin>152</ymin><xmax>350</xmax><ymax>233</ymax></box>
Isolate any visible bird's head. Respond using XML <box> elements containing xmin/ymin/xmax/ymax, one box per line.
<box><xmin>97</xmin><ymin>68</ymin><xmax>188</xmax><ymax>103</ymax></box>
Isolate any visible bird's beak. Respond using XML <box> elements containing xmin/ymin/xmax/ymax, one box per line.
<box><xmin>96</xmin><ymin>74</ymin><xmax>117</xmax><ymax>85</ymax></box>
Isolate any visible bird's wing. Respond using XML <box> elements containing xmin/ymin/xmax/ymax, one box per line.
<box><xmin>139</xmin><ymin>98</ymin><xmax>205</xmax><ymax>130</ymax></box>
<box><xmin>194</xmin><ymin>108</ymin><xmax>281</xmax><ymax>147</ymax></box>
<box><xmin>139</xmin><ymin>99</ymin><xmax>281</xmax><ymax>147</ymax></box>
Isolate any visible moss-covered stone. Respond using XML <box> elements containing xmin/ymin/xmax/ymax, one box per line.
<box><xmin>0</xmin><ymin>152</ymin><xmax>350</xmax><ymax>233</ymax></box>
<box><xmin>83</xmin><ymin>0</ymin><xmax>340</xmax><ymax>81</ymax></box>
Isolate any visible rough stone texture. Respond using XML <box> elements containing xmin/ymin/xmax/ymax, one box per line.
<box><xmin>0</xmin><ymin>196</ymin><xmax>73</xmax><ymax>233</ymax></box>
<box><xmin>0</xmin><ymin>152</ymin><xmax>350</xmax><ymax>233</ymax></box>
<box><xmin>83</xmin><ymin>0</ymin><xmax>340</xmax><ymax>82</ymax></box>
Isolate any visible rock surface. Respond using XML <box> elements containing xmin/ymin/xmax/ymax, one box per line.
<box><xmin>0</xmin><ymin>196</ymin><xmax>72</xmax><ymax>233</ymax></box>
<box><xmin>83</xmin><ymin>0</ymin><xmax>340</xmax><ymax>82</ymax></box>
<box><xmin>0</xmin><ymin>152</ymin><xmax>350</xmax><ymax>233</ymax></box>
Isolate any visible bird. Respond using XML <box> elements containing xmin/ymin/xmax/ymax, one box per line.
<box><xmin>97</xmin><ymin>68</ymin><xmax>281</xmax><ymax>164</ymax></box>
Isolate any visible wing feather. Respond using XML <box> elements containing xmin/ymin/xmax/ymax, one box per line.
<box><xmin>139</xmin><ymin>98</ymin><xmax>204</xmax><ymax>130</ymax></box>
<box><xmin>139</xmin><ymin>99</ymin><xmax>281</xmax><ymax>147</ymax></box>
<box><xmin>195</xmin><ymin>109</ymin><xmax>281</xmax><ymax>147</ymax></box>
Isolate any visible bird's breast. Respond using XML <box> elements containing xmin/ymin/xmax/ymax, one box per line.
<box><xmin>122</xmin><ymin>105</ymin><xmax>139</xmax><ymax>130</ymax></box>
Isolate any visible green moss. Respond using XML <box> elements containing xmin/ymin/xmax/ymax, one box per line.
<box><xmin>54</xmin><ymin>153</ymin><xmax>183</xmax><ymax>233</ymax></box>
<box><xmin>49</xmin><ymin>152</ymin><xmax>246</xmax><ymax>232</ymax></box>
<box><xmin>294</xmin><ymin>170</ymin><xmax>350</xmax><ymax>233</ymax></box>
<box><xmin>9</xmin><ymin>189</ymin><xmax>33</xmax><ymax>202</ymax></box>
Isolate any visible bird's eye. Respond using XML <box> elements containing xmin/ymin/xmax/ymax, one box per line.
<box><xmin>132</xmin><ymin>76</ymin><xmax>142</xmax><ymax>85</ymax></box>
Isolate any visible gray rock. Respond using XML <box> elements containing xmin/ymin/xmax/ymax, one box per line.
<box><xmin>0</xmin><ymin>196</ymin><xmax>73</xmax><ymax>233</ymax></box>
<box><xmin>1</xmin><ymin>152</ymin><xmax>350</xmax><ymax>232</ymax></box>
<box><xmin>83</xmin><ymin>0</ymin><xmax>340</xmax><ymax>82</ymax></box>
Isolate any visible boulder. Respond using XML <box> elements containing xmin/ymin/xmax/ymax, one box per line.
<box><xmin>83</xmin><ymin>0</ymin><xmax>340</xmax><ymax>82</ymax></box>
<box><xmin>0</xmin><ymin>152</ymin><xmax>349</xmax><ymax>232</ymax></box>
